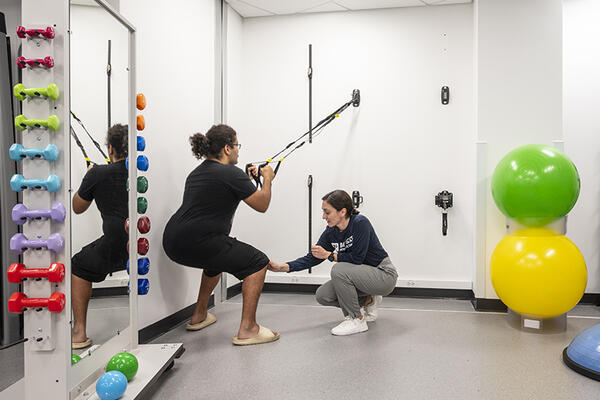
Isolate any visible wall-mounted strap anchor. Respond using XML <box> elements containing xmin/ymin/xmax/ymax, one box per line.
<box><xmin>352</xmin><ymin>190</ymin><xmax>363</xmax><ymax>210</ymax></box>
<box><xmin>435</xmin><ymin>190</ymin><xmax>453</xmax><ymax>236</ymax></box>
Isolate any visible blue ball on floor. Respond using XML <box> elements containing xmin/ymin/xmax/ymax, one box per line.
<box><xmin>96</xmin><ymin>370</ymin><xmax>127</xmax><ymax>400</ymax></box>
<box><xmin>563</xmin><ymin>323</ymin><xmax>600</xmax><ymax>381</ymax></box>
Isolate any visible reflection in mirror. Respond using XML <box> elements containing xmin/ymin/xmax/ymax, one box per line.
<box><xmin>69</xmin><ymin>0</ymin><xmax>130</xmax><ymax>364</ymax></box>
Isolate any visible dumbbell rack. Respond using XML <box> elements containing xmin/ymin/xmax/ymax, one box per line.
<box><xmin>127</xmin><ymin>93</ymin><xmax>150</xmax><ymax>296</ymax></box>
<box><xmin>13</xmin><ymin>1</ymin><xmax>71</xmax><ymax>398</ymax></box>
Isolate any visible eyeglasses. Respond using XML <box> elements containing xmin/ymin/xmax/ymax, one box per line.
<box><xmin>229</xmin><ymin>143</ymin><xmax>242</xmax><ymax>150</ymax></box>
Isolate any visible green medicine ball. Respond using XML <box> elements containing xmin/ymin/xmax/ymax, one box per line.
<box><xmin>491</xmin><ymin>144</ymin><xmax>580</xmax><ymax>226</ymax></box>
<box><xmin>106</xmin><ymin>352</ymin><xmax>138</xmax><ymax>381</ymax></box>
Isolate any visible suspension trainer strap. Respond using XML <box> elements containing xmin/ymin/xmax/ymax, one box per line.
<box><xmin>70</xmin><ymin>126</ymin><xmax>92</xmax><ymax>167</ymax></box>
<box><xmin>246</xmin><ymin>89</ymin><xmax>360</xmax><ymax>188</ymax></box>
<box><xmin>71</xmin><ymin>111</ymin><xmax>111</xmax><ymax>163</ymax></box>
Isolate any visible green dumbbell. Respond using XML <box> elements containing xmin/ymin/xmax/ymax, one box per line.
<box><xmin>137</xmin><ymin>197</ymin><xmax>148</xmax><ymax>214</ymax></box>
<box><xmin>13</xmin><ymin>83</ymin><xmax>60</xmax><ymax>101</ymax></box>
<box><xmin>137</xmin><ymin>176</ymin><xmax>148</xmax><ymax>193</ymax></box>
<box><xmin>15</xmin><ymin>114</ymin><xmax>60</xmax><ymax>131</ymax></box>
<box><xmin>126</xmin><ymin>176</ymin><xmax>148</xmax><ymax>194</ymax></box>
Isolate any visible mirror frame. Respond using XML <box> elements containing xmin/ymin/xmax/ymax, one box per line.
<box><xmin>68</xmin><ymin>0</ymin><xmax>138</xmax><ymax>394</ymax></box>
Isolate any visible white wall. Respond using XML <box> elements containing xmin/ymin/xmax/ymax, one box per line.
<box><xmin>118</xmin><ymin>0</ymin><xmax>216</xmax><ymax>328</ymax></box>
<box><xmin>563</xmin><ymin>0</ymin><xmax>600</xmax><ymax>292</ymax></box>
<box><xmin>228</xmin><ymin>5</ymin><xmax>475</xmax><ymax>289</ymax></box>
<box><xmin>70</xmin><ymin>4</ymin><xmax>129</xmax><ymax>259</ymax></box>
<box><xmin>475</xmin><ymin>0</ymin><xmax>563</xmax><ymax>298</ymax></box>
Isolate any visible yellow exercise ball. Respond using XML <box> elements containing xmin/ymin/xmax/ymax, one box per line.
<box><xmin>490</xmin><ymin>228</ymin><xmax>587</xmax><ymax>318</ymax></box>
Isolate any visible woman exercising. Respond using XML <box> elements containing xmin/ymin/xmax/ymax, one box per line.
<box><xmin>163</xmin><ymin>124</ymin><xmax>279</xmax><ymax>346</ymax></box>
<box><xmin>71</xmin><ymin>124</ymin><xmax>129</xmax><ymax>349</ymax></box>
<box><xmin>269</xmin><ymin>190</ymin><xmax>398</xmax><ymax>336</ymax></box>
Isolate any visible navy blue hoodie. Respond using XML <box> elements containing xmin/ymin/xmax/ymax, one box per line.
<box><xmin>288</xmin><ymin>214</ymin><xmax>388</xmax><ymax>272</ymax></box>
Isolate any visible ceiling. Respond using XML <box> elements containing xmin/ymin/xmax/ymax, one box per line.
<box><xmin>226</xmin><ymin>0</ymin><xmax>472</xmax><ymax>18</ymax></box>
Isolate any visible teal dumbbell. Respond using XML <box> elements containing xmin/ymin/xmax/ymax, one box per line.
<box><xmin>10</xmin><ymin>174</ymin><xmax>61</xmax><ymax>192</ymax></box>
<box><xmin>13</xmin><ymin>83</ymin><xmax>60</xmax><ymax>101</ymax></box>
<box><xmin>15</xmin><ymin>114</ymin><xmax>60</xmax><ymax>131</ymax></box>
<box><xmin>10</xmin><ymin>143</ymin><xmax>59</xmax><ymax>162</ymax></box>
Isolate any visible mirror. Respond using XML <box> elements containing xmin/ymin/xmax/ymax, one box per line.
<box><xmin>69</xmin><ymin>0</ymin><xmax>130</xmax><ymax>364</ymax></box>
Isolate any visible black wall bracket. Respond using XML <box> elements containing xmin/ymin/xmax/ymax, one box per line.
<box><xmin>441</xmin><ymin>86</ymin><xmax>450</xmax><ymax>105</ymax></box>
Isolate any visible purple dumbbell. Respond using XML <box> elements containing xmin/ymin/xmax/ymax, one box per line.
<box><xmin>10</xmin><ymin>233</ymin><xmax>64</xmax><ymax>254</ymax></box>
<box><xmin>12</xmin><ymin>203</ymin><xmax>66</xmax><ymax>225</ymax></box>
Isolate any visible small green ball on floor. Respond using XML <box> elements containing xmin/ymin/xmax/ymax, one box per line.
<box><xmin>106</xmin><ymin>352</ymin><xmax>139</xmax><ymax>381</ymax></box>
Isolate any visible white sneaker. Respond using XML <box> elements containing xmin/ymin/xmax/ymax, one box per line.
<box><xmin>364</xmin><ymin>295</ymin><xmax>382</xmax><ymax>322</ymax></box>
<box><xmin>331</xmin><ymin>316</ymin><xmax>368</xmax><ymax>336</ymax></box>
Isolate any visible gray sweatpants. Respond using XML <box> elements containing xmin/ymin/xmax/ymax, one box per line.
<box><xmin>315</xmin><ymin>257</ymin><xmax>398</xmax><ymax>318</ymax></box>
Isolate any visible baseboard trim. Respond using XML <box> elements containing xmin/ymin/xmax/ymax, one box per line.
<box><xmin>227</xmin><ymin>283</ymin><xmax>243</xmax><ymax>299</ymax></box>
<box><xmin>139</xmin><ymin>294</ymin><xmax>214</xmax><ymax>344</ymax></box>
<box><xmin>261</xmin><ymin>283</ymin><xmax>474</xmax><ymax>299</ymax></box>
<box><xmin>230</xmin><ymin>282</ymin><xmax>600</xmax><ymax>310</ymax></box>
<box><xmin>471</xmin><ymin>298</ymin><xmax>507</xmax><ymax>312</ymax></box>
<box><xmin>389</xmin><ymin>287</ymin><xmax>474</xmax><ymax>299</ymax></box>
<box><xmin>580</xmin><ymin>293</ymin><xmax>600</xmax><ymax>305</ymax></box>
<box><xmin>472</xmin><ymin>294</ymin><xmax>600</xmax><ymax>312</ymax></box>
<box><xmin>91</xmin><ymin>287</ymin><xmax>128</xmax><ymax>297</ymax></box>
<box><xmin>263</xmin><ymin>283</ymin><xmax>320</xmax><ymax>294</ymax></box>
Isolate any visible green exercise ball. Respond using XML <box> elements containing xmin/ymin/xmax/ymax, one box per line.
<box><xmin>491</xmin><ymin>144</ymin><xmax>580</xmax><ymax>226</ymax></box>
<box><xmin>106</xmin><ymin>352</ymin><xmax>138</xmax><ymax>381</ymax></box>
<box><xmin>72</xmin><ymin>354</ymin><xmax>81</xmax><ymax>365</ymax></box>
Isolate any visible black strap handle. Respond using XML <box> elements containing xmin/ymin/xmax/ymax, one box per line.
<box><xmin>245</xmin><ymin>161</ymin><xmax>282</xmax><ymax>189</ymax></box>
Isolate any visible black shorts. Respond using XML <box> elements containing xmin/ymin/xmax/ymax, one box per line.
<box><xmin>72</xmin><ymin>237</ymin><xmax>127</xmax><ymax>283</ymax></box>
<box><xmin>163</xmin><ymin>233</ymin><xmax>269</xmax><ymax>280</ymax></box>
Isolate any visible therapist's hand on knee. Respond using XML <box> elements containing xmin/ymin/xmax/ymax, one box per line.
<box><xmin>268</xmin><ymin>260</ymin><xmax>289</xmax><ymax>273</ymax></box>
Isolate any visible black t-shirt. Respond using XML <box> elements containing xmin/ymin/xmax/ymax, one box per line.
<box><xmin>163</xmin><ymin>160</ymin><xmax>256</xmax><ymax>253</ymax></box>
<box><xmin>77</xmin><ymin>160</ymin><xmax>128</xmax><ymax>249</ymax></box>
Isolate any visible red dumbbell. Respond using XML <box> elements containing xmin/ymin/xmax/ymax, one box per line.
<box><xmin>17</xmin><ymin>56</ymin><xmax>54</xmax><ymax>69</ymax></box>
<box><xmin>16</xmin><ymin>26</ymin><xmax>55</xmax><ymax>39</ymax></box>
<box><xmin>127</xmin><ymin>238</ymin><xmax>149</xmax><ymax>255</ymax></box>
<box><xmin>125</xmin><ymin>217</ymin><xmax>151</xmax><ymax>234</ymax></box>
<box><xmin>138</xmin><ymin>216</ymin><xmax>151</xmax><ymax>234</ymax></box>
<box><xmin>8</xmin><ymin>292</ymin><xmax>65</xmax><ymax>314</ymax></box>
<box><xmin>7</xmin><ymin>263</ymin><xmax>65</xmax><ymax>283</ymax></box>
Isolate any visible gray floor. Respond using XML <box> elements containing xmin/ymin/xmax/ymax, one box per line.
<box><xmin>0</xmin><ymin>295</ymin><xmax>129</xmax><ymax>392</ymax></box>
<box><xmin>146</xmin><ymin>294</ymin><xmax>600</xmax><ymax>400</ymax></box>
<box><xmin>1</xmin><ymin>294</ymin><xmax>598</xmax><ymax>398</ymax></box>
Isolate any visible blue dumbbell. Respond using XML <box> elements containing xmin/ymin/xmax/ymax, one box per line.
<box><xmin>127</xmin><ymin>278</ymin><xmax>149</xmax><ymax>295</ymax></box>
<box><xmin>126</xmin><ymin>155</ymin><xmax>149</xmax><ymax>172</ymax></box>
<box><xmin>10</xmin><ymin>232</ymin><xmax>64</xmax><ymax>254</ymax></box>
<box><xmin>10</xmin><ymin>174</ymin><xmax>61</xmax><ymax>192</ymax></box>
<box><xmin>137</xmin><ymin>136</ymin><xmax>146</xmax><ymax>151</ymax></box>
<box><xmin>9</xmin><ymin>143</ymin><xmax>59</xmax><ymax>162</ymax></box>
<box><xmin>126</xmin><ymin>257</ymin><xmax>150</xmax><ymax>275</ymax></box>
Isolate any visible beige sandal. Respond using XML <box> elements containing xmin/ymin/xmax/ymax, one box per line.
<box><xmin>232</xmin><ymin>325</ymin><xmax>280</xmax><ymax>346</ymax></box>
<box><xmin>186</xmin><ymin>313</ymin><xmax>217</xmax><ymax>331</ymax></box>
<box><xmin>72</xmin><ymin>338</ymin><xmax>92</xmax><ymax>349</ymax></box>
